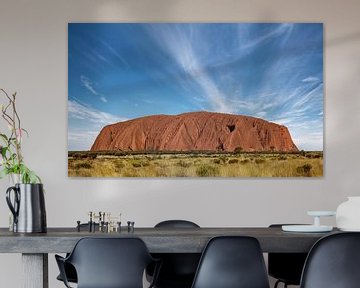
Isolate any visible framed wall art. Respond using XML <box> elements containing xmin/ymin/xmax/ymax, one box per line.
<box><xmin>68</xmin><ymin>23</ymin><xmax>323</xmax><ymax>177</ymax></box>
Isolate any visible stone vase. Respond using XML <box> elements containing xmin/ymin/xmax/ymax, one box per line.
<box><xmin>336</xmin><ymin>197</ymin><xmax>360</xmax><ymax>231</ymax></box>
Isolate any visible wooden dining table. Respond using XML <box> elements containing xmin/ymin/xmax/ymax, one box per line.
<box><xmin>0</xmin><ymin>226</ymin><xmax>339</xmax><ymax>288</ymax></box>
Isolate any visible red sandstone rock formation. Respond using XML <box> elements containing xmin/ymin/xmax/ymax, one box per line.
<box><xmin>91</xmin><ymin>111</ymin><xmax>299</xmax><ymax>152</ymax></box>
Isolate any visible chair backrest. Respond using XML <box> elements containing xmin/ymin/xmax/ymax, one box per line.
<box><xmin>155</xmin><ymin>220</ymin><xmax>200</xmax><ymax>228</ymax></box>
<box><xmin>268</xmin><ymin>224</ymin><xmax>308</xmax><ymax>285</ymax></box>
<box><xmin>191</xmin><ymin>236</ymin><xmax>270</xmax><ymax>288</ymax></box>
<box><xmin>67</xmin><ymin>237</ymin><xmax>154</xmax><ymax>288</ymax></box>
<box><xmin>151</xmin><ymin>220</ymin><xmax>201</xmax><ymax>286</ymax></box>
<box><xmin>300</xmin><ymin>232</ymin><xmax>360</xmax><ymax>288</ymax></box>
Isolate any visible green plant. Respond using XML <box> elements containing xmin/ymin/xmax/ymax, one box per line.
<box><xmin>0</xmin><ymin>89</ymin><xmax>41</xmax><ymax>183</ymax></box>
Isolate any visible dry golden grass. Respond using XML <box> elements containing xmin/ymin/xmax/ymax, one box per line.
<box><xmin>68</xmin><ymin>151</ymin><xmax>323</xmax><ymax>177</ymax></box>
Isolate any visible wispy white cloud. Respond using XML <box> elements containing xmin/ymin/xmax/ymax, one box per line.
<box><xmin>291</xmin><ymin>84</ymin><xmax>323</xmax><ymax>110</ymax></box>
<box><xmin>256</xmin><ymin>79</ymin><xmax>323</xmax><ymax>151</ymax></box>
<box><xmin>68</xmin><ymin>130</ymin><xmax>100</xmax><ymax>151</ymax></box>
<box><xmin>148</xmin><ymin>25</ymin><xmax>235</xmax><ymax>114</ymax></box>
<box><xmin>80</xmin><ymin>75</ymin><xmax>108</xmax><ymax>103</ymax></box>
<box><xmin>302</xmin><ymin>76</ymin><xmax>319</xmax><ymax>83</ymax></box>
<box><xmin>98</xmin><ymin>39</ymin><xmax>130</xmax><ymax>68</ymax></box>
<box><xmin>239</xmin><ymin>24</ymin><xmax>294</xmax><ymax>50</ymax></box>
<box><xmin>68</xmin><ymin>99</ymin><xmax>127</xmax><ymax>150</ymax></box>
<box><xmin>68</xmin><ymin>99</ymin><xmax>125</xmax><ymax>126</ymax></box>
<box><xmin>229</xmin><ymin>96</ymin><xmax>277</xmax><ymax>117</ymax></box>
<box><xmin>80</xmin><ymin>75</ymin><xmax>99</xmax><ymax>96</ymax></box>
<box><xmin>156</xmin><ymin>24</ymin><xmax>294</xmax><ymax>115</ymax></box>
<box><xmin>291</xmin><ymin>130</ymin><xmax>323</xmax><ymax>151</ymax></box>
<box><xmin>255</xmin><ymin>111</ymin><xmax>268</xmax><ymax>118</ymax></box>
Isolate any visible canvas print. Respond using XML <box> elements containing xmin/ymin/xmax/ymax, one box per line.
<box><xmin>68</xmin><ymin>23</ymin><xmax>323</xmax><ymax>177</ymax></box>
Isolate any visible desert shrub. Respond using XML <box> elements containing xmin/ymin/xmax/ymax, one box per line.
<box><xmin>278</xmin><ymin>155</ymin><xmax>287</xmax><ymax>161</ymax></box>
<box><xmin>306</xmin><ymin>153</ymin><xmax>321</xmax><ymax>159</ymax></box>
<box><xmin>115</xmin><ymin>160</ymin><xmax>125</xmax><ymax>169</ymax></box>
<box><xmin>131</xmin><ymin>159</ymin><xmax>150</xmax><ymax>168</ymax></box>
<box><xmin>213</xmin><ymin>159</ymin><xmax>221</xmax><ymax>164</ymax></box>
<box><xmin>255</xmin><ymin>159</ymin><xmax>265</xmax><ymax>164</ymax></box>
<box><xmin>296</xmin><ymin>164</ymin><xmax>313</xmax><ymax>176</ymax></box>
<box><xmin>219</xmin><ymin>156</ymin><xmax>228</xmax><ymax>163</ymax></box>
<box><xmin>75</xmin><ymin>162</ymin><xmax>92</xmax><ymax>169</ymax></box>
<box><xmin>177</xmin><ymin>160</ymin><xmax>191</xmax><ymax>167</ymax></box>
<box><xmin>196</xmin><ymin>164</ymin><xmax>219</xmax><ymax>177</ymax></box>
<box><xmin>73</xmin><ymin>153</ymin><xmax>89</xmax><ymax>159</ymax></box>
<box><xmin>141</xmin><ymin>161</ymin><xmax>150</xmax><ymax>167</ymax></box>
<box><xmin>233</xmin><ymin>147</ymin><xmax>243</xmax><ymax>154</ymax></box>
<box><xmin>228</xmin><ymin>159</ymin><xmax>239</xmax><ymax>164</ymax></box>
<box><xmin>240</xmin><ymin>159</ymin><xmax>249</xmax><ymax>164</ymax></box>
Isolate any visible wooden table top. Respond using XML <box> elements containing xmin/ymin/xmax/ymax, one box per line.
<box><xmin>0</xmin><ymin>227</ymin><xmax>339</xmax><ymax>253</ymax></box>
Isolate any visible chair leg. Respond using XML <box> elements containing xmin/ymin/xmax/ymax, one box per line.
<box><xmin>274</xmin><ymin>280</ymin><xmax>290</xmax><ymax>288</ymax></box>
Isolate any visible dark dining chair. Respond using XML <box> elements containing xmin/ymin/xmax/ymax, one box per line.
<box><xmin>300</xmin><ymin>232</ymin><xmax>360</xmax><ymax>288</ymax></box>
<box><xmin>268</xmin><ymin>224</ymin><xmax>308</xmax><ymax>288</ymax></box>
<box><xmin>191</xmin><ymin>236</ymin><xmax>270</xmax><ymax>288</ymax></box>
<box><xmin>147</xmin><ymin>220</ymin><xmax>201</xmax><ymax>288</ymax></box>
<box><xmin>56</xmin><ymin>223</ymin><xmax>99</xmax><ymax>284</ymax></box>
<box><xmin>55</xmin><ymin>237</ymin><xmax>160</xmax><ymax>288</ymax></box>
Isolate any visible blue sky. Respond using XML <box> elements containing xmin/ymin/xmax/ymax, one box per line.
<box><xmin>68</xmin><ymin>23</ymin><xmax>323</xmax><ymax>151</ymax></box>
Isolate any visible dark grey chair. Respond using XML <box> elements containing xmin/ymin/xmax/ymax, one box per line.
<box><xmin>191</xmin><ymin>236</ymin><xmax>270</xmax><ymax>288</ymax></box>
<box><xmin>268</xmin><ymin>224</ymin><xmax>308</xmax><ymax>288</ymax></box>
<box><xmin>147</xmin><ymin>220</ymin><xmax>201</xmax><ymax>288</ymax></box>
<box><xmin>55</xmin><ymin>237</ymin><xmax>160</xmax><ymax>288</ymax></box>
<box><xmin>300</xmin><ymin>232</ymin><xmax>360</xmax><ymax>288</ymax></box>
<box><xmin>56</xmin><ymin>223</ymin><xmax>99</xmax><ymax>284</ymax></box>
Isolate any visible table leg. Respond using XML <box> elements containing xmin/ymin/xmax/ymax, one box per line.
<box><xmin>22</xmin><ymin>253</ymin><xmax>48</xmax><ymax>288</ymax></box>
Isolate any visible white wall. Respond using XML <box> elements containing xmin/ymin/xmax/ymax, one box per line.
<box><xmin>1</xmin><ymin>0</ymin><xmax>360</xmax><ymax>287</ymax></box>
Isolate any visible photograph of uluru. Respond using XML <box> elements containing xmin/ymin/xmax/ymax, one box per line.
<box><xmin>68</xmin><ymin>23</ymin><xmax>323</xmax><ymax>177</ymax></box>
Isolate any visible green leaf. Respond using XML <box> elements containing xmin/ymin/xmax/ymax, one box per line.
<box><xmin>28</xmin><ymin>171</ymin><xmax>40</xmax><ymax>184</ymax></box>
<box><xmin>21</xmin><ymin>128</ymin><xmax>29</xmax><ymax>137</ymax></box>
<box><xmin>19</xmin><ymin>164</ymin><xmax>41</xmax><ymax>184</ymax></box>
<box><xmin>0</xmin><ymin>133</ymin><xmax>8</xmax><ymax>142</ymax></box>
<box><xmin>0</xmin><ymin>146</ymin><xmax>8</xmax><ymax>158</ymax></box>
<box><xmin>0</xmin><ymin>168</ymin><xmax>9</xmax><ymax>179</ymax></box>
